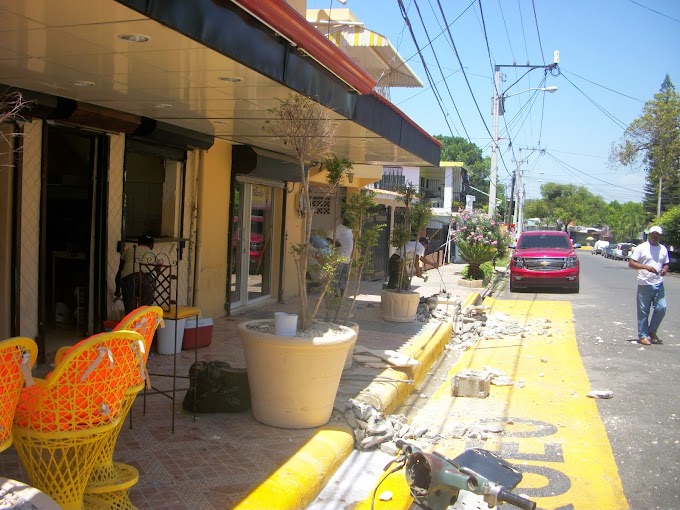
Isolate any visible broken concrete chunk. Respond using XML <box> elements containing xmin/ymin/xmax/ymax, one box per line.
<box><xmin>587</xmin><ymin>390</ymin><xmax>614</xmax><ymax>399</ymax></box>
<box><xmin>451</xmin><ymin>369</ymin><xmax>492</xmax><ymax>398</ymax></box>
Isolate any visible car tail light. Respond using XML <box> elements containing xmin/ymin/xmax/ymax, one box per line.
<box><xmin>564</xmin><ymin>256</ymin><xmax>578</xmax><ymax>268</ymax></box>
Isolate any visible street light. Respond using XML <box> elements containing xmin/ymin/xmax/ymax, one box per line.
<box><xmin>488</xmin><ymin>70</ymin><xmax>558</xmax><ymax>218</ymax></box>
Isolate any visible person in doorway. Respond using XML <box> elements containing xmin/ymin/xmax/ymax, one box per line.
<box><xmin>327</xmin><ymin>220</ymin><xmax>354</xmax><ymax>295</ymax></box>
<box><xmin>115</xmin><ymin>233</ymin><xmax>157</xmax><ymax>314</ymax></box>
<box><xmin>387</xmin><ymin>237</ymin><xmax>432</xmax><ymax>290</ymax></box>
<box><xmin>628</xmin><ymin>226</ymin><xmax>669</xmax><ymax>345</ymax></box>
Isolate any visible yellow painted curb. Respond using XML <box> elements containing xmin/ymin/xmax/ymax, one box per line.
<box><xmin>233</xmin><ymin>424</ymin><xmax>355</xmax><ymax>510</ymax></box>
<box><xmin>235</xmin><ymin>317</ymin><xmax>453</xmax><ymax>510</ymax></box>
<box><xmin>461</xmin><ymin>291</ymin><xmax>480</xmax><ymax>309</ymax></box>
<box><xmin>356</xmin><ymin>318</ymin><xmax>453</xmax><ymax>414</ymax></box>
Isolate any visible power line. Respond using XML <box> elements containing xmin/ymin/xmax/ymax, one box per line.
<box><xmin>628</xmin><ymin>0</ymin><xmax>680</xmax><ymax>23</ymax></box>
<box><xmin>530</xmin><ymin>0</ymin><xmax>546</xmax><ymax>66</ymax></box>
<box><xmin>544</xmin><ymin>151</ymin><xmax>642</xmax><ymax>193</ymax></box>
<box><xmin>561</xmin><ymin>69</ymin><xmax>645</xmax><ymax>103</ymax></box>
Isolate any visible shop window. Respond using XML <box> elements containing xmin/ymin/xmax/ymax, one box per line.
<box><xmin>124</xmin><ymin>152</ymin><xmax>183</xmax><ymax>238</ymax></box>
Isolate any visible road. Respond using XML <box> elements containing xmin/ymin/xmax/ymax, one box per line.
<box><xmin>492</xmin><ymin>249</ymin><xmax>680</xmax><ymax>510</ymax></box>
<box><xmin>308</xmin><ymin>250</ymin><xmax>680</xmax><ymax>510</ymax></box>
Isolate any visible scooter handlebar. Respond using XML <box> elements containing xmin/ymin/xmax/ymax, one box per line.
<box><xmin>497</xmin><ymin>488</ymin><xmax>536</xmax><ymax>510</ymax></box>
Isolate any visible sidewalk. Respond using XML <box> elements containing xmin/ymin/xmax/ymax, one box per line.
<box><xmin>0</xmin><ymin>262</ymin><xmax>482</xmax><ymax>510</ymax></box>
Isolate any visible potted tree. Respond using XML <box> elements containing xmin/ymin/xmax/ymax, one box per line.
<box><xmin>322</xmin><ymin>188</ymin><xmax>384</xmax><ymax>368</ymax></box>
<box><xmin>381</xmin><ymin>184</ymin><xmax>432</xmax><ymax>322</ymax></box>
<box><xmin>236</xmin><ymin>94</ymin><xmax>357</xmax><ymax>429</ymax></box>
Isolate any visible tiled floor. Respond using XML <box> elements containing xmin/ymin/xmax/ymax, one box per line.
<box><xmin>1</xmin><ymin>265</ymin><xmax>472</xmax><ymax>509</ymax></box>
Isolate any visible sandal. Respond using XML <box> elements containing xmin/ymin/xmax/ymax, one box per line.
<box><xmin>650</xmin><ymin>333</ymin><xmax>663</xmax><ymax>345</ymax></box>
<box><xmin>639</xmin><ymin>337</ymin><xmax>652</xmax><ymax>345</ymax></box>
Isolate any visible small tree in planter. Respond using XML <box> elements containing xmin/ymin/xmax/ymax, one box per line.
<box><xmin>382</xmin><ymin>184</ymin><xmax>432</xmax><ymax>322</ymax></box>
<box><xmin>241</xmin><ymin>95</ymin><xmax>357</xmax><ymax>429</ymax></box>
<box><xmin>454</xmin><ymin>210</ymin><xmax>509</xmax><ymax>279</ymax></box>
<box><xmin>263</xmin><ymin>94</ymin><xmax>344</xmax><ymax>331</ymax></box>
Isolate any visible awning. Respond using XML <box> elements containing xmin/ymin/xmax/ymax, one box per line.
<box><xmin>326</xmin><ymin>26</ymin><xmax>423</xmax><ymax>88</ymax></box>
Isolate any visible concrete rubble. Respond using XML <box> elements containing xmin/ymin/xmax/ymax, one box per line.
<box><xmin>341</xmin><ymin>302</ymin><xmax>561</xmax><ymax>451</ymax></box>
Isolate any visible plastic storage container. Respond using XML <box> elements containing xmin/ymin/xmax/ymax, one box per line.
<box><xmin>182</xmin><ymin>318</ymin><xmax>213</xmax><ymax>350</ymax></box>
<box><xmin>157</xmin><ymin>318</ymin><xmax>187</xmax><ymax>355</ymax></box>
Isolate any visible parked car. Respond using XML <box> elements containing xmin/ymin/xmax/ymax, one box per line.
<box><xmin>669</xmin><ymin>251</ymin><xmax>680</xmax><ymax>272</ymax></box>
<box><xmin>592</xmin><ymin>240</ymin><xmax>609</xmax><ymax>255</ymax></box>
<box><xmin>232</xmin><ymin>215</ymin><xmax>265</xmax><ymax>273</ymax></box>
<box><xmin>509</xmin><ymin>230</ymin><xmax>580</xmax><ymax>293</ymax></box>
<box><xmin>613</xmin><ymin>243</ymin><xmax>633</xmax><ymax>261</ymax></box>
<box><xmin>603</xmin><ymin>244</ymin><xmax>617</xmax><ymax>259</ymax></box>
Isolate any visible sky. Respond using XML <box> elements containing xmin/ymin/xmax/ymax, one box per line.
<box><xmin>307</xmin><ymin>0</ymin><xmax>680</xmax><ymax>204</ymax></box>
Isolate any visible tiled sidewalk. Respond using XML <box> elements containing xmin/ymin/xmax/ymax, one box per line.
<box><xmin>1</xmin><ymin>263</ymin><xmax>475</xmax><ymax>509</ymax></box>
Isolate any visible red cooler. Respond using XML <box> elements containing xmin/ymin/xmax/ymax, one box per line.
<box><xmin>182</xmin><ymin>318</ymin><xmax>213</xmax><ymax>350</ymax></box>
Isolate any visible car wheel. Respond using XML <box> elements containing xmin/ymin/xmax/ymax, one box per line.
<box><xmin>571</xmin><ymin>282</ymin><xmax>580</xmax><ymax>293</ymax></box>
<box><xmin>509</xmin><ymin>279</ymin><xmax>516</xmax><ymax>292</ymax></box>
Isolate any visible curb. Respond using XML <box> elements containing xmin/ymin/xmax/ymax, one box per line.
<box><xmin>233</xmin><ymin>316</ymin><xmax>454</xmax><ymax>510</ymax></box>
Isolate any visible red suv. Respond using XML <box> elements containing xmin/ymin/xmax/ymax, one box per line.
<box><xmin>509</xmin><ymin>231</ymin><xmax>580</xmax><ymax>293</ymax></box>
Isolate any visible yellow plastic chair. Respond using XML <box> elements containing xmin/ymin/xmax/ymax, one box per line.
<box><xmin>84</xmin><ymin>306</ymin><xmax>164</xmax><ymax>510</ymax></box>
<box><xmin>0</xmin><ymin>337</ymin><xmax>37</xmax><ymax>453</ymax></box>
<box><xmin>12</xmin><ymin>331</ymin><xmax>145</xmax><ymax>510</ymax></box>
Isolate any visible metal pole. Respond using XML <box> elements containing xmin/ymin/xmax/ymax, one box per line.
<box><xmin>488</xmin><ymin>66</ymin><xmax>500</xmax><ymax>217</ymax></box>
<box><xmin>512</xmin><ymin>148</ymin><xmax>522</xmax><ymax>227</ymax></box>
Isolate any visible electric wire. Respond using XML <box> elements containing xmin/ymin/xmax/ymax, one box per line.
<box><xmin>531</xmin><ymin>0</ymin><xmax>546</xmax><ymax>66</ymax></box>
<box><xmin>497</xmin><ymin>0</ymin><xmax>517</xmax><ymax>64</ymax></box>
<box><xmin>411</xmin><ymin>0</ymin><xmax>472</xmax><ymax>141</ymax></box>
<box><xmin>544</xmin><ymin>151</ymin><xmax>642</xmax><ymax>193</ymax></box>
<box><xmin>477</xmin><ymin>0</ymin><xmax>495</xmax><ymax>76</ymax></box>
<box><xmin>516</xmin><ymin>0</ymin><xmax>530</xmax><ymax>65</ymax></box>
<box><xmin>396</xmin><ymin>0</ymin><xmax>458</xmax><ymax>137</ymax></box>
<box><xmin>561</xmin><ymin>68</ymin><xmax>645</xmax><ymax>103</ymax></box>
<box><xmin>628</xmin><ymin>0</ymin><xmax>680</xmax><ymax>23</ymax></box>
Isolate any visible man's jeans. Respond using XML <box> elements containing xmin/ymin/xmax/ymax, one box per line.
<box><xmin>636</xmin><ymin>283</ymin><xmax>666</xmax><ymax>340</ymax></box>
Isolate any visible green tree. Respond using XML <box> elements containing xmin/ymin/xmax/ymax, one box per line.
<box><xmin>654</xmin><ymin>204</ymin><xmax>680</xmax><ymax>249</ymax></box>
<box><xmin>605</xmin><ymin>201</ymin><xmax>646</xmax><ymax>242</ymax></box>
<box><xmin>610</xmin><ymin>75</ymin><xmax>680</xmax><ymax>217</ymax></box>
<box><xmin>537</xmin><ymin>183</ymin><xmax>608</xmax><ymax>231</ymax></box>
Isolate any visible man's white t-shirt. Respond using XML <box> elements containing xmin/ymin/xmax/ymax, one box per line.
<box><xmin>402</xmin><ymin>240</ymin><xmax>425</xmax><ymax>272</ymax></box>
<box><xmin>630</xmin><ymin>241</ymin><xmax>669</xmax><ymax>286</ymax></box>
<box><xmin>328</xmin><ymin>224</ymin><xmax>354</xmax><ymax>260</ymax></box>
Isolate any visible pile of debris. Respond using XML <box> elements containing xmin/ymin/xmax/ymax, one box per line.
<box><xmin>415</xmin><ymin>295</ymin><xmax>457</xmax><ymax>323</ymax></box>
<box><xmin>454</xmin><ymin>305</ymin><xmax>558</xmax><ymax>347</ymax></box>
<box><xmin>343</xmin><ymin>398</ymin><xmax>427</xmax><ymax>452</ymax></box>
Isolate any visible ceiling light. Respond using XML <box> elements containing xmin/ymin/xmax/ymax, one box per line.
<box><xmin>218</xmin><ymin>76</ymin><xmax>243</xmax><ymax>83</ymax></box>
<box><xmin>118</xmin><ymin>34</ymin><xmax>150</xmax><ymax>43</ymax></box>
<box><xmin>153</xmin><ymin>103</ymin><xmax>173</xmax><ymax>109</ymax></box>
<box><xmin>72</xmin><ymin>80</ymin><xmax>95</xmax><ymax>87</ymax></box>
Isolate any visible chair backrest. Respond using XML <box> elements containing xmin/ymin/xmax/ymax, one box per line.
<box><xmin>0</xmin><ymin>337</ymin><xmax>38</xmax><ymax>452</ymax></box>
<box><xmin>113</xmin><ymin>305</ymin><xmax>164</xmax><ymax>362</ymax></box>
<box><xmin>15</xmin><ymin>331</ymin><xmax>145</xmax><ymax>432</ymax></box>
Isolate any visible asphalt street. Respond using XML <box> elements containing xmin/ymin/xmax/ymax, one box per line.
<box><xmin>496</xmin><ymin>248</ymin><xmax>680</xmax><ymax>510</ymax></box>
<box><xmin>308</xmin><ymin>248</ymin><xmax>679</xmax><ymax>510</ymax></box>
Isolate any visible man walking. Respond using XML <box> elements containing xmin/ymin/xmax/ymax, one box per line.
<box><xmin>628</xmin><ymin>226</ymin><xmax>669</xmax><ymax>345</ymax></box>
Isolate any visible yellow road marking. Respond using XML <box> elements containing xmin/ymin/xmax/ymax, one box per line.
<box><xmin>358</xmin><ymin>297</ymin><xmax>628</xmax><ymax>510</ymax></box>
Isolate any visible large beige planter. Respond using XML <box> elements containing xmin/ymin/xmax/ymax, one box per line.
<box><xmin>336</xmin><ymin>320</ymin><xmax>359</xmax><ymax>369</ymax></box>
<box><xmin>238</xmin><ymin>320</ymin><xmax>356</xmax><ymax>429</ymax></box>
<box><xmin>381</xmin><ymin>290</ymin><xmax>420</xmax><ymax>322</ymax></box>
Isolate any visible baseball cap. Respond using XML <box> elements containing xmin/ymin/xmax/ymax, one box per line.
<box><xmin>649</xmin><ymin>226</ymin><xmax>663</xmax><ymax>235</ymax></box>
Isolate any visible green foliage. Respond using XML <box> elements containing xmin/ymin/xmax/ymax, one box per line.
<box><xmin>457</xmin><ymin>242</ymin><xmax>497</xmax><ymax>266</ymax></box>
<box><xmin>657</xmin><ymin>204</ymin><xmax>680</xmax><ymax>248</ymax></box>
<box><xmin>605</xmin><ymin>201</ymin><xmax>646</xmax><ymax>242</ymax></box>
<box><xmin>324</xmin><ymin>155</ymin><xmax>353</xmax><ymax>187</ymax></box>
<box><xmin>610</xmin><ymin>75</ymin><xmax>680</xmax><ymax>217</ymax></box>
<box><xmin>390</xmin><ymin>183</ymin><xmax>432</xmax><ymax>290</ymax></box>
<box><xmin>529</xmin><ymin>183</ymin><xmax>608</xmax><ymax>230</ymax></box>
<box><xmin>461</xmin><ymin>261</ymin><xmax>494</xmax><ymax>281</ymax></box>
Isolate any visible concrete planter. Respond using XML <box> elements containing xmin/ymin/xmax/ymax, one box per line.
<box><xmin>457</xmin><ymin>278</ymin><xmax>489</xmax><ymax>288</ymax></box>
<box><xmin>381</xmin><ymin>290</ymin><xmax>420</xmax><ymax>323</ymax></box>
<box><xmin>237</xmin><ymin>320</ymin><xmax>356</xmax><ymax>429</ymax></box>
<box><xmin>336</xmin><ymin>320</ymin><xmax>359</xmax><ymax>369</ymax></box>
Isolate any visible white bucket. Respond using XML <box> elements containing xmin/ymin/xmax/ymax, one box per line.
<box><xmin>274</xmin><ymin>312</ymin><xmax>298</xmax><ymax>337</ymax></box>
<box><xmin>157</xmin><ymin>318</ymin><xmax>187</xmax><ymax>354</ymax></box>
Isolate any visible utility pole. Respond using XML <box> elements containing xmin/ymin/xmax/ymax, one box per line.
<box><xmin>488</xmin><ymin>53</ymin><xmax>559</xmax><ymax>218</ymax></box>
<box><xmin>512</xmin><ymin>148</ymin><xmax>523</xmax><ymax>228</ymax></box>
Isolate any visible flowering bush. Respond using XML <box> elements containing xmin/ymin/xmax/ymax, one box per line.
<box><xmin>453</xmin><ymin>210</ymin><xmax>510</xmax><ymax>279</ymax></box>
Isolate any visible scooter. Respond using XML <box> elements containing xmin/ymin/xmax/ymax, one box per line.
<box><xmin>380</xmin><ymin>440</ymin><xmax>536</xmax><ymax>510</ymax></box>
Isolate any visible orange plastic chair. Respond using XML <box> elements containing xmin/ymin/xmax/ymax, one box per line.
<box><xmin>0</xmin><ymin>337</ymin><xmax>37</xmax><ymax>453</ymax></box>
<box><xmin>12</xmin><ymin>331</ymin><xmax>145</xmax><ymax>510</ymax></box>
<box><xmin>84</xmin><ymin>306</ymin><xmax>164</xmax><ymax>510</ymax></box>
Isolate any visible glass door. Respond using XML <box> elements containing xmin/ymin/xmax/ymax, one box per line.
<box><xmin>230</xmin><ymin>182</ymin><xmax>274</xmax><ymax>308</ymax></box>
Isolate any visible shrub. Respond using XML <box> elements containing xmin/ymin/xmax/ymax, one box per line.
<box><xmin>454</xmin><ymin>210</ymin><xmax>510</xmax><ymax>279</ymax></box>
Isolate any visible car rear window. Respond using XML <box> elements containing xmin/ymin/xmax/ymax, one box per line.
<box><xmin>518</xmin><ymin>234</ymin><xmax>571</xmax><ymax>250</ymax></box>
